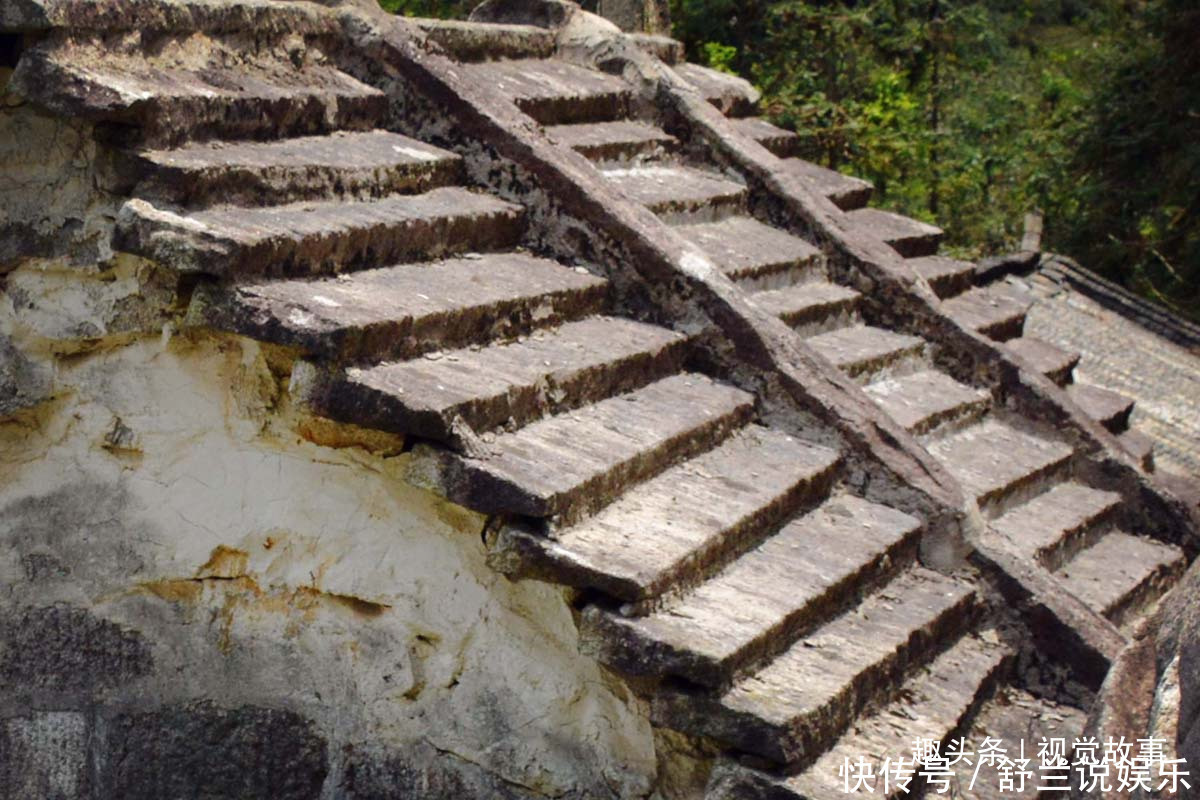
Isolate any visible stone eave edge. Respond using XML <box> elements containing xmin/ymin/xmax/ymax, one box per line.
<box><xmin>1040</xmin><ymin>252</ymin><xmax>1200</xmax><ymax>352</ymax></box>
<box><xmin>343</xmin><ymin>5</ymin><xmax>969</xmax><ymax>531</ymax></box>
<box><xmin>0</xmin><ymin>0</ymin><xmax>344</xmax><ymax>35</ymax></box>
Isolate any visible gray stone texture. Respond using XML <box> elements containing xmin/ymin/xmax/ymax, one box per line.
<box><xmin>0</xmin><ymin>712</ymin><xmax>90</xmax><ymax>800</ymax></box>
<box><xmin>321</xmin><ymin>315</ymin><xmax>688</xmax><ymax>439</ymax></box>
<box><xmin>99</xmin><ymin>703</ymin><xmax>328</xmax><ymax>800</ymax></box>
<box><xmin>1020</xmin><ymin>267</ymin><xmax>1200</xmax><ymax>475</ymax></box>
<box><xmin>0</xmin><ymin>604</ymin><xmax>152</xmax><ymax>695</ymax></box>
<box><xmin>0</xmin><ymin>336</ymin><xmax>52</xmax><ymax>418</ymax></box>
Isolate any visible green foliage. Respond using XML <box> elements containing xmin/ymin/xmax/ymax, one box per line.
<box><xmin>1058</xmin><ymin>0</ymin><xmax>1200</xmax><ymax>317</ymax></box>
<box><xmin>700</xmin><ymin>42</ymin><xmax>739</xmax><ymax>74</ymax></box>
<box><xmin>377</xmin><ymin>0</ymin><xmax>472</xmax><ymax>18</ymax></box>
<box><xmin>673</xmin><ymin>0</ymin><xmax>1200</xmax><ymax>318</ymax></box>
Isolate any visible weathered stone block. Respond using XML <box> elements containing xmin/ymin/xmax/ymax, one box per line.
<box><xmin>0</xmin><ymin>0</ymin><xmax>51</xmax><ymax>32</ymax></box>
<box><xmin>339</xmin><ymin>741</ymin><xmax>542</xmax><ymax>800</ymax></box>
<box><xmin>99</xmin><ymin>702</ymin><xmax>328</xmax><ymax>800</ymax></box>
<box><xmin>0</xmin><ymin>336</ymin><xmax>52</xmax><ymax>418</ymax></box>
<box><xmin>0</xmin><ymin>604</ymin><xmax>152</xmax><ymax>694</ymax></box>
<box><xmin>0</xmin><ymin>711</ymin><xmax>89</xmax><ymax>800</ymax></box>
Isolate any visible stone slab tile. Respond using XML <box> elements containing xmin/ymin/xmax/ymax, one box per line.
<box><xmin>1004</xmin><ymin>336</ymin><xmax>1080</xmax><ymax>386</ymax></box>
<box><xmin>2</xmin><ymin>0</ymin><xmax>337</xmax><ymax>35</ymax></box>
<box><xmin>724</xmin><ymin>635</ymin><xmax>1011</xmax><ymax>797</ymax></box>
<box><xmin>415</xmin><ymin>19</ymin><xmax>557</xmax><ymax>61</ymax></box>
<box><xmin>119</xmin><ymin>187</ymin><xmax>525</xmax><ymax>277</ymax></box>
<box><xmin>928</xmin><ymin>419</ymin><xmax>1074</xmax><ymax>509</ymax></box>
<box><xmin>1067</xmin><ymin>382</ymin><xmax>1135</xmax><ymax>433</ymax></box>
<box><xmin>602</xmin><ymin>165</ymin><xmax>747</xmax><ymax>222</ymax></box>
<box><xmin>675</xmin><ymin>216</ymin><xmax>823</xmax><ymax>289</ymax></box>
<box><xmin>844</xmin><ymin>207</ymin><xmax>944</xmax><ymax>258</ymax></box>
<box><xmin>991</xmin><ymin>481</ymin><xmax>1121</xmax><ymax>569</ymax></box>
<box><xmin>1056</xmin><ymin>531</ymin><xmax>1185</xmax><ymax>626</ymax></box>
<box><xmin>195</xmin><ymin>252</ymin><xmax>607</xmax><ymax>362</ymax></box>
<box><xmin>320</xmin><ymin>315</ymin><xmax>688</xmax><ymax>439</ymax></box>
<box><xmin>673</xmin><ymin>62</ymin><xmax>759</xmax><ymax>117</ymax></box>
<box><xmin>440</xmin><ymin>373</ymin><xmax>756</xmax><ymax>521</ymax></box>
<box><xmin>665</xmin><ymin>568</ymin><xmax>977</xmax><ymax>765</ymax></box>
<box><xmin>586</xmin><ymin>495</ymin><xmax>921</xmax><ymax>688</ymax></box>
<box><xmin>16</xmin><ymin>47</ymin><xmax>385</xmax><ymax>147</ymax></box>
<box><xmin>1119</xmin><ymin>428</ymin><xmax>1155</xmax><ymax>470</ymax></box>
<box><xmin>466</xmin><ymin>59</ymin><xmax>631</xmax><ymax>124</ymax></box>
<box><xmin>907</xmin><ymin>255</ymin><xmax>975</xmax><ymax>299</ymax></box>
<box><xmin>493</xmin><ymin>427</ymin><xmax>840</xmax><ymax>603</ymax></box>
<box><xmin>135</xmin><ymin>130</ymin><xmax>462</xmax><ymax>206</ymax></box>
<box><xmin>752</xmin><ymin>282</ymin><xmax>860</xmax><ymax>332</ymax></box>
<box><xmin>864</xmin><ymin>370</ymin><xmax>990</xmax><ymax>435</ymax></box>
<box><xmin>728</xmin><ymin>116</ymin><xmax>800</xmax><ymax>158</ymax></box>
<box><xmin>781</xmin><ymin>158</ymin><xmax>874</xmax><ymax>211</ymax></box>
<box><xmin>545</xmin><ymin>119</ymin><xmax>677</xmax><ymax>162</ymax></box>
<box><xmin>805</xmin><ymin>326</ymin><xmax>926</xmax><ymax>381</ymax></box>
<box><xmin>943</xmin><ymin>286</ymin><xmax>1032</xmax><ymax>341</ymax></box>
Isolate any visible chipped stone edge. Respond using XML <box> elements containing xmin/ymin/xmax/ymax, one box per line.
<box><xmin>1</xmin><ymin>0</ymin><xmax>345</xmax><ymax>35</ymax></box>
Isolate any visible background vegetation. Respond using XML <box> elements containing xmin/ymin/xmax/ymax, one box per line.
<box><xmin>380</xmin><ymin>0</ymin><xmax>472</xmax><ymax>18</ymax></box>
<box><xmin>382</xmin><ymin>0</ymin><xmax>1198</xmax><ymax>319</ymax></box>
<box><xmin>673</xmin><ymin>0</ymin><xmax>1199</xmax><ymax>318</ymax></box>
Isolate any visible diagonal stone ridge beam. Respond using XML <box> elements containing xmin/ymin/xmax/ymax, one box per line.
<box><xmin>340</xmin><ymin>3</ymin><xmax>969</xmax><ymax>548</ymax></box>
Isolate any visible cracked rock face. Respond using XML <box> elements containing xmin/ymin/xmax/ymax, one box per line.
<box><xmin>0</xmin><ymin>335</ymin><xmax>52</xmax><ymax>418</ymax></box>
<box><xmin>0</xmin><ymin>334</ymin><xmax>658</xmax><ymax>799</ymax></box>
<box><xmin>1147</xmin><ymin>564</ymin><xmax>1200</xmax><ymax>772</ymax></box>
<box><xmin>0</xmin><ymin>99</ymin><xmax>115</xmax><ymax>270</ymax></box>
<box><xmin>1082</xmin><ymin>560</ymin><xmax>1200</xmax><ymax>800</ymax></box>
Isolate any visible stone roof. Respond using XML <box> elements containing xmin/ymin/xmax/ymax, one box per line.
<box><xmin>2</xmin><ymin>0</ymin><xmax>1199</xmax><ymax>796</ymax></box>
<box><xmin>985</xmin><ymin>256</ymin><xmax>1200</xmax><ymax>476</ymax></box>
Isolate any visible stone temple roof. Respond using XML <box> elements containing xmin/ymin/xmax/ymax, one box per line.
<box><xmin>1</xmin><ymin>0</ymin><xmax>1198</xmax><ymax>796</ymax></box>
<box><xmin>1002</xmin><ymin>256</ymin><xmax>1200</xmax><ymax>476</ymax></box>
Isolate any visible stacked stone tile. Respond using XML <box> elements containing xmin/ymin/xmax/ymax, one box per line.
<box><xmin>556</xmin><ymin>56</ymin><xmax>1185</xmax><ymax>629</ymax></box>
<box><xmin>960</xmin><ymin>255</ymin><xmax>1199</xmax><ymax>474</ymax></box>
<box><xmin>447</xmin><ymin>51</ymin><xmax>1019</xmax><ymax>799</ymax></box>
<box><xmin>467</xmin><ymin>46</ymin><xmax>1185</xmax><ymax>629</ymax></box>
<box><xmin>452</xmin><ymin>30</ymin><xmax>1196</xmax><ymax>795</ymax></box>
<box><xmin>1022</xmin><ymin>259</ymin><xmax>1200</xmax><ymax>475</ymax></box>
<box><xmin>7</xmin><ymin>2</ymin><xmax>1198</xmax><ymax>798</ymax></box>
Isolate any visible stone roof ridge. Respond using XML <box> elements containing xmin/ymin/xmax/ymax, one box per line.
<box><xmin>1040</xmin><ymin>252</ymin><xmax>1200</xmax><ymax>352</ymax></box>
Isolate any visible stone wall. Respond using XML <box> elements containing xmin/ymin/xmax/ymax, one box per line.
<box><xmin>1083</xmin><ymin>558</ymin><xmax>1200</xmax><ymax>799</ymax></box>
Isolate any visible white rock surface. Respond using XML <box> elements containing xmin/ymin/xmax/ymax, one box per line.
<box><xmin>0</xmin><ymin>329</ymin><xmax>659</xmax><ymax>798</ymax></box>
